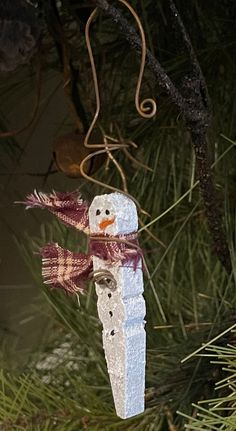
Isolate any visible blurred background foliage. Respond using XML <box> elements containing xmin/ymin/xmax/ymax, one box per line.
<box><xmin>0</xmin><ymin>0</ymin><xmax>236</xmax><ymax>430</ymax></box>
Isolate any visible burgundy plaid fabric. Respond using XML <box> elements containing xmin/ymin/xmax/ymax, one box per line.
<box><xmin>22</xmin><ymin>190</ymin><xmax>142</xmax><ymax>295</ymax></box>
<box><xmin>24</xmin><ymin>190</ymin><xmax>89</xmax><ymax>233</ymax></box>
<box><xmin>40</xmin><ymin>234</ymin><xmax>141</xmax><ymax>294</ymax></box>
<box><xmin>41</xmin><ymin>243</ymin><xmax>92</xmax><ymax>294</ymax></box>
<box><xmin>89</xmin><ymin>233</ymin><xmax>142</xmax><ymax>269</ymax></box>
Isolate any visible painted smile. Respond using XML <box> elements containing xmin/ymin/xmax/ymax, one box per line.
<box><xmin>99</xmin><ymin>217</ymin><xmax>115</xmax><ymax>230</ymax></box>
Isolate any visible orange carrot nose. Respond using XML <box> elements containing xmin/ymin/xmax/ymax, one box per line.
<box><xmin>99</xmin><ymin>217</ymin><xmax>115</xmax><ymax>230</ymax></box>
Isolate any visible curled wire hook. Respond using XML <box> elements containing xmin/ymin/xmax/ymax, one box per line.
<box><xmin>84</xmin><ymin>1</ymin><xmax>157</xmax><ymax>149</ymax></box>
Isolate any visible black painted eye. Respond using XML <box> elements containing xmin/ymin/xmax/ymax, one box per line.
<box><xmin>96</xmin><ymin>209</ymin><xmax>101</xmax><ymax>216</ymax></box>
<box><xmin>105</xmin><ymin>209</ymin><xmax>110</xmax><ymax>215</ymax></box>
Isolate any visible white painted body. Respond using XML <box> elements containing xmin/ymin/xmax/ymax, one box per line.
<box><xmin>89</xmin><ymin>193</ymin><xmax>146</xmax><ymax>419</ymax></box>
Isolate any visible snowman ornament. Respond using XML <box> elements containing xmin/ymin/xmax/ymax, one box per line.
<box><xmin>23</xmin><ymin>190</ymin><xmax>146</xmax><ymax>419</ymax></box>
<box><xmin>89</xmin><ymin>193</ymin><xmax>146</xmax><ymax>419</ymax></box>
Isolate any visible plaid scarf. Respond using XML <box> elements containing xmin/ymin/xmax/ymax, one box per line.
<box><xmin>24</xmin><ymin>190</ymin><xmax>89</xmax><ymax>233</ymax></box>
<box><xmin>23</xmin><ymin>190</ymin><xmax>142</xmax><ymax>295</ymax></box>
<box><xmin>40</xmin><ymin>233</ymin><xmax>141</xmax><ymax>294</ymax></box>
<box><xmin>41</xmin><ymin>243</ymin><xmax>92</xmax><ymax>294</ymax></box>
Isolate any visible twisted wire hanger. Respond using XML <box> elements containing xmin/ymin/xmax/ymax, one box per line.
<box><xmin>83</xmin><ymin>0</ymin><xmax>157</xmax><ymax>150</ymax></box>
<box><xmin>80</xmin><ymin>0</ymin><xmax>157</xmax><ymax>218</ymax></box>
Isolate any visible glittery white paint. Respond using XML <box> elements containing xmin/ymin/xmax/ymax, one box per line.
<box><xmin>89</xmin><ymin>193</ymin><xmax>146</xmax><ymax>419</ymax></box>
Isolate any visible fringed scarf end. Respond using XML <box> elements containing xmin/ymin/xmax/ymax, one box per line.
<box><xmin>40</xmin><ymin>242</ymin><xmax>92</xmax><ymax>295</ymax></box>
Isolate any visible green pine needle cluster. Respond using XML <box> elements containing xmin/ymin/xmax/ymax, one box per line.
<box><xmin>180</xmin><ymin>338</ymin><xmax>236</xmax><ymax>430</ymax></box>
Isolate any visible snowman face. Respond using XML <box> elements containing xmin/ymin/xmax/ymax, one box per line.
<box><xmin>89</xmin><ymin>193</ymin><xmax>138</xmax><ymax>235</ymax></box>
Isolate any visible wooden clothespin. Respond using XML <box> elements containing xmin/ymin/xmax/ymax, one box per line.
<box><xmin>89</xmin><ymin>193</ymin><xmax>146</xmax><ymax>419</ymax></box>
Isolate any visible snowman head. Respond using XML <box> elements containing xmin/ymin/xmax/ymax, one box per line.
<box><xmin>89</xmin><ymin>192</ymin><xmax>138</xmax><ymax>235</ymax></box>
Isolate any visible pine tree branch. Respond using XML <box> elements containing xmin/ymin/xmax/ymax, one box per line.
<box><xmin>168</xmin><ymin>0</ymin><xmax>210</xmax><ymax>110</ymax></box>
<box><xmin>191</xmin><ymin>131</ymin><xmax>232</xmax><ymax>273</ymax></box>
<box><xmin>92</xmin><ymin>0</ymin><xmax>232</xmax><ymax>273</ymax></box>
<box><xmin>167</xmin><ymin>1</ymin><xmax>231</xmax><ymax>272</ymax></box>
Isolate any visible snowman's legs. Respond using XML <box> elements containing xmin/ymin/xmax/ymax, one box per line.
<box><xmin>94</xmin><ymin>257</ymin><xmax>146</xmax><ymax>419</ymax></box>
<box><xmin>102</xmin><ymin>318</ymin><xmax>146</xmax><ymax>418</ymax></box>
